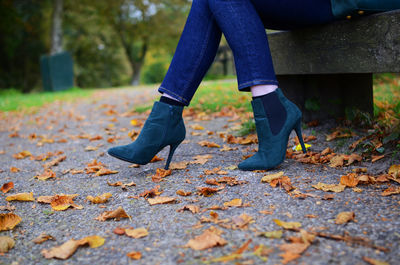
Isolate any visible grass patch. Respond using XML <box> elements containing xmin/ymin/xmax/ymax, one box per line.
<box><xmin>0</xmin><ymin>87</ymin><xmax>93</xmax><ymax>112</ymax></box>
<box><xmin>373</xmin><ymin>73</ymin><xmax>400</xmax><ymax>122</ymax></box>
<box><xmin>190</xmin><ymin>80</ymin><xmax>252</xmax><ymax>112</ymax></box>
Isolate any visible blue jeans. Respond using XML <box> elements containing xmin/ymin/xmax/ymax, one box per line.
<box><xmin>159</xmin><ymin>0</ymin><xmax>336</xmax><ymax>106</ymax></box>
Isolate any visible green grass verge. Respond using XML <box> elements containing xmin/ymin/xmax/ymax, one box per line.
<box><xmin>0</xmin><ymin>87</ymin><xmax>93</xmax><ymax>112</ymax></box>
<box><xmin>190</xmin><ymin>79</ymin><xmax>252</xmax><ymax>112</ymax></box>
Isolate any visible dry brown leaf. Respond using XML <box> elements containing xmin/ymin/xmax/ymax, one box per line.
<box><xmin>107</xmin><ymin>181</ymin><xmax>136</xmax><ymax>190</ymax></box>
<box><xmin>335</xmin><ymin>211</ymin><xmax>355</xmax><ymax>224</ymax></box>
<box><xmin>150</xmin><ymin>155</ymin><xmax>164</xmax><ymax>163</ymax></box>
<box><xmin>279</xmin><ymin>243</ymin><xmax>310</xmax><ymax>264</ymax></box>
<box><xmin>232</xmin><ymin>213</ymin><xmax>254</xmax><ymax>229</ymax></box>
<box><xmin>216</xmin><ymin>176</ymin><xmax>247</xmax><ymax>186</ymax></box>
<box><xmin>151</xmin><ymin>168</ymin><xmax>172</xmax><ymax>182</ymax></box>
<box><xmin>371</xmin><ymin>155</ymin><xmax>384</xmax><ymax>163</ymax></box>
<box><xmin>95</xmin><ymin>207</ymin><xmax>130</xmax><ymax>221</ymax></box>
<box><xmin>340</xmin><ymin>173</ymin><xmax>359</xmax><ymax>187</ymax></box>
<box><xmin>205</xmin><ymin>178</ymin><xmax>219</xmax><ymax>185</ymax></box>
<box><xmin>33</xmin><ymin>233</ymin><xmax>55</xmax><ymax>244</ymax></box>
<box><xmin>127</xmin><ymin>251</ymin><xmax>142</xmax><ymax>260</ymax></box>
<box><xmin>0</xmin><ymin>213</ymin><xmax>22</xmax><ymax>231</ymax></box>
<box><xmin>185</xmin><ymin>229</ymin><xmax>227</xmax><ymax>250</ymax></box>
<box><xmin>274</xmin><ymin>219</ymin><xmax>302</xmax><ymax>229</ymax></box>
<box><xmin>177</xmin><ymin>205</ymin><xmax>200</xmax><ymax>214</ymax></box>
<box><xmin>190</xmin><ymin>154</ymin><xmax>212</xmax><ymax>165</ymax></box>
<box><xmin>87</xmin><ymin>193</ymin><xmax>112</xmax><ymax>204</ymax></box>
<box><xmin>198</xmin><ymin>140</ymin><xmax>220</xmax><ymax>148</ymax></box>
<box><xmin>113</xmin><ymin>227</ymin><xmax>126</xmax><ymax>235</ymax></box>
<box><xmin>1</xmin><ymin>182</ymin><xmax>14</xmax><ymax>193</ymax></box>
<box><xmin>346</xmin><ymin>153</ymin><xmax>362</xmax><ymax>165</ymax></box>
<box><xmin>43</xmin><ymin>155</ymin><xmax>66</xmax><ymax>169</ymax></box>
<box><xmin>37</xmin><ymin>194</ymin><xmax>78</xmax><ymax>204</ymax></box>
<box><xmin>261</xmin><ymin>171</ymin><xmax>284</xmax><ymax>183</ymax></box>
<box><xmin>381</xmin><ymin>186</ymin><xmax>400</xmax><ymax>196</ymax></box>
<box><xmin>329</xmin><ymin>155</ymin><xmax>345</xmax><ymax>167</ymax></box>
<box><xmin>50</xmin><ymin>195</ymin><xmax>82</xmax><ymax>211</ymax></box>
<box><xmin>219</xmin><ymin>145</ymin><xmax>238</xmax><ymax>152</ymax></box>
<box><xmin>190</xmin><ymin>124</ymin><xmax>205</xmax><ymax>130</ymax></box>
<box><xmin>388</xmin><ymin>164</ymin><xmax>400</xmax><ymax>178</ymax></box>
<box><xmin>176</xmin><ymin>190</ymin><xmax>192</xmax><ymax>196</ymax></box>
<box><xmin>95</xmin><ymin>167</ymin><xmax>118</xmax><ymax>176</ymax></box>
<box><xmin>0</xmin><ymin>236</ymin><xmax>15</xmax><ymax>253</ymax></box>
<box><xmin>312</xmin><ymin>182</ymin><xmax>346</xmax><ymax>193</ymax></box>
<box><xmin>139</xmin><ymin>185</ymin><xmax>162</xmax><ymax>198</ymax></box>
<box><xmin>10</xmin><ymin>167</ymin><xmax>20</xmax><ymax>173</ymax></box>
<box><xmin>125</xmin><ymin>227</ymin><xmax>148</xmax><ymax>239</ymax></box>
<box><xmin>196</xmin><ymin>186</ymin><xmax>224</xmax><ymax>197</ymax></box>
<box><xmin>41</xmin><ymin>235</ymin><xmax>104</xmax><ymax>259</ymax></box>
<box><xmin>13</xmin><ymin>150</ymin><xmax>32</xmax><ymax>159</ymax></box>
<box><xmin>169</xmin><ymin>161</ymin><xmax>189</xmax><ymax>170</ymax></box>
<box><xmin>6</xmin><ymin>192</ymin><xmax>34</xmax><ymax>202</ymax></box>
<box><xmin>326</xmin><ymin>128</ymin><xmax>355</xmax><ymax>141</ymax></box>
<box><xmin>147</xmin><ymin>196</ymin><xmax>176</xmax><ymax>205</ymax></box>
<box><xmin>35</xmin><ymin>169</ymin><xmax>56</xmax><ymax>181</ymax></box>
<box><xmin>223</xmin><ymin>198</ymin><xmax>242</xmax><ymax>207</ymax></box>
<box><xmin>362</xmin><ymin>257</ymin><xmax>390</xmax><ymax>265</ymax></box>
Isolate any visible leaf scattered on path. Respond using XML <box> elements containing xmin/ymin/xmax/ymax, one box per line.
<box><xmin>125</xmin><ymin>227</ymin><xmax>149</xmax><ymax>239</ymax></box>
<box><xmin>6</xmin><ymin>192</ymin><xmax>34</xmax><ymax>202</ymax></box>
<box><xmin>127</xmin><ymin>251</ymin><xmax>142</xmax><ymax>260</ymax></box>
<box><xmin>0</xmin><ymin>213</ymin><xmax>22</xmax><ymax>231</ymax></box>
<box><xmin>33</xmin><ymin>233</ymin><xmax>56</xmax><ymax>244</ymax></box>
<box><xmin>312</xmin><ymin>182</ymin><xmax>346</xmax><ymax>193</ymax></box>
<box><xmin>35</xmin><ymin>169</ymin><xmax>56</xmax><ymax>181</ymax></box>
<box><xmin>335</xmin><ymin>212</ymin><xmax>355</xmax><ymax>224</ymax></box>
<box><xmin>87</xmin><ymin>193</ymin><xmax>112</xmax><ymax>204</ymax></box>
<box><xmin>152</xmin><ymin>168</ymin><xmax>172</xmax><ymax>182</ymax></box>
<box><xmin>177</xmin><ymin>205</ymin><xmax>200</xmax><ymax>214</ymax></box>
<box><xmin>147</xmin><ymin>196</ymin><xmax>176</xmax><ymax>205</ymax></box>
<box><xmin>185</xmin><ymin>228</ymin><xmax>227</xmax><ymax>250</ymax></box>
<box><xmin>0</xmin><ymin>236</ymin><xmax>15</xmax><ymax>253</ymax></box>
<box><xmin>274</xmin><ymin>219</ymin><xmax>302</xmax><ymax>229</ymax></box>
<box><xmin>1</xmin><ymin>182</ymin><xmax>14</xmax><ymax>193</ymax></box>
<box><xmin>95</xmin><ymin>207</ymin><xmax>130</xmax><ymax>221</ymax></box>
<box><xmin>50</xmin><ymin>195</ymin><xmax>83</xmax><ymax>211</ymax></box>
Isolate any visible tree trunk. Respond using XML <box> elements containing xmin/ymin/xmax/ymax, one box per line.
<box><xmin>131</xmin><ymin>61</ymin><xmax>143</xmax><ymax>86</ymax></box>
<box><xmin>50</xmin><ymin>0</ymin><xmax>63</xmax><ymax>55</ymax></box>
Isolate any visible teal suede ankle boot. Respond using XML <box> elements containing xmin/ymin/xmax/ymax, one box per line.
<box><xmin>107</xmin><ymin>101</ymin><xmax>185</xmax><ymax>169</ymax></box>
<box><xmin>238</xmin><ymin>88</ymin><xmax>306</xmax><ymax>171</ymax></box>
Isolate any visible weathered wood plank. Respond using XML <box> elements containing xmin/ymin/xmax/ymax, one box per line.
<box><xmin>269</xmin><ymin>10</ymin><xmax>400</xmax><ymax>74</ymax></box>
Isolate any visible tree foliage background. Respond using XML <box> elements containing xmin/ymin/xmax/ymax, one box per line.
<box><xmin>0</xmin><ymin>0</ymin><xmax>190</xmax><ymax>92</ymax></box>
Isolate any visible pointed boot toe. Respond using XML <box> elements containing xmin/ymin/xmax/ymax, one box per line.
<box><xmin>107</xmin><ymin>101</ymin><xmax>186</xmax><ymax>169</ymax></box>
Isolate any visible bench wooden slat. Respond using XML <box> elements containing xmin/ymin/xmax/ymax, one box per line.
<box><xmin>269</xmin><ymin>10</ymin><xmax>400</xmax><ymax>75</ymax></box>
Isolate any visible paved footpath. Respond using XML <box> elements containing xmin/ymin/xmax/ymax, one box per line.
<box><xmin>0</xmin><ymin>86</ymin><xmax>399</xmax><ymax>265</ymax></box>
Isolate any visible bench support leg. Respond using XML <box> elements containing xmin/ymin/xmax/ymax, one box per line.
<box><xmin>277</xmin><ymin>73</ymin><xmax>373</xmax><ymax>122</ymax></box>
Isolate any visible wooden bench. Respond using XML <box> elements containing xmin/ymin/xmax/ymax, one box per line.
<box><xmin>268</xmin><ymin>10</ymin><xmax>400</xmax><ymax>122</ymax></box>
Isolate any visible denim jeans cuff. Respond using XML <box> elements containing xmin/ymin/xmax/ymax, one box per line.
<box><xmin>158</xmin><ymin>86</ymin><xmax>190</xmax><ymax>106</ymax></box>
<box><xmin>238</xmin><ymin>79</ymin><xmax>279</xmax><ymax>91</ymax></box>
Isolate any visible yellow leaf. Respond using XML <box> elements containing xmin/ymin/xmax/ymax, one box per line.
<box><xmin>35</xmin><ymin>169</ymin><xmax>56</xmax><ymax>181</ymax></box>
<box><xmin>87</xmin><ymin>193</ymin><xmax>112</xmax><ymax>204</ymax></box>
<box><xmin>223</xmin><ymin>198</ymin><xmax>242</xmax><ymax>207</ymax></box>
<box><xmin>259</xmin><ymin>230</ymin><xmax>283</xmax><ymax>239</ymax></box>
<box><xmin>261</xmin><ymin>171</ymin><xmax>284</xmax><ymax>183</ymax></box>
<box><xmin>273</xmin><ymin>219</ymin><xmax>301</xmax><ymax>229</ymax></box>
<box><xmin>388</xmin><ymin>164</ymin><xmax>400</xmax><ymax>178</ymax></box>
<box><xmin>80</xmin><ymin>235</ymin><xmax>105</xmax><ymax>248</ymax></box>
<box><xmin>6</xmin><ymin>192</ymin><xmax>34</xmax><ymax>202</ymax></box>
<box><xmin>292</xmin><ymin>143</ymin><xmax>311</xmax><ymax>151</ymax></box>
<box><xmin>312</xmin><ymin>182</ymin><xmax>346</xmax><ymax>192</ymax></box>
<box><xmin>147</xmin><ymin>196</ymin><xmax>176</xmax><ymax>205</ymax></box>
<box><xmin>95</xmin><ymin>207</ymin><xmax>130</xmax><ymax>221</ymax></box>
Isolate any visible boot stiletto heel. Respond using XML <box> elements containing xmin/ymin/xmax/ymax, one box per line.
<box><xmin>238</xmin><ymin>88</ymin><xmax>304</xmax><ymax>171</ymax></box>
<box><xmin>165</xmin><ymin>143</ymin><xmax>181</xmax><ymax>170</ymax></box>
<box><xmin>107</xmin><ymin>101</ymin><xmax>186</xmax><ymax>169</ymax></box>
<box><xmin>294</xmin><ymin>120</ymin><xmax>307</xmax><ymax>154</ymax></box>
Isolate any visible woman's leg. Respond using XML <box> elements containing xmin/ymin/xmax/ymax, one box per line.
<box><xmin>158</xmin><ymin>0</ymin><xmax>222</xmax><ymax>106</ymax></box>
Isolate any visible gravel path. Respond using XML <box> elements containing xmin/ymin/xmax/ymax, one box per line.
<box><xmin>0</xmin><ymin>86</ymin><xmax>399</xmax><ymax>265</ymax></box>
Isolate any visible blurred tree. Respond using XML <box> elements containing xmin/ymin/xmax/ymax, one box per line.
<box><xmin>0</xmin><ymin>0</ymin><xmax>51</xmax><ymax>92</ymax></box>
<box><xmin>100</xmin><ymin>0</ymin><xmax>189</xmax><ymax>85</ymax></box>
<box><xmin>50</xmin><ymin>0</ymin><xmax>64</xmax><ymax>55</ymax></box>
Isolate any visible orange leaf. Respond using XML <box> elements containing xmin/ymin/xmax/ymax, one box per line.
<box><xmin>176</xmin><ymin>190</ymin><xmax>192</xmax><ymax>196</ymax></box>
<box><xmin>12</xmin><ymin>150</ymin><xmax>31</xmax><ymax>159</ymax></box>
<box><xmin>223</xmin><ymin>198</ymin><xmax>242</xmax><ymax>207</ymax></box>
<box><xmin>127</xmin><ymin>251</ymin><xmax>142</xmax><ymax>260</ymax></box>
<box><xmin>10</xmin><ymin>167</ymin><xmax>20</xmax><ymax>173</ymax></box>
<box><xmin>196</xmin><ymin>186</ymin><xmax>224</xmax><ymax>197</ymax></box>
<box><xmin>198</xmin><ymin>141</ymin><xmax>220</xmax><ymax>148</ymax></box>
<box><xmin>35</xmin><ymin>169</ymin><xmax>56</xmax><ymax>181</ymax></box>
<box><xmin>340</xmin><ymin>173</ymin><xmax>359</xmax><ymax>187</ymax></box>
<box><xmin>95</xmin><ymin>207</ymin><xmax>130</xmax><ymax>221</ymax></box>
<box><xmin>0</xmin><ymin>213</ymin><xmax>22</xmax><ymax>231</ymax></box>
<box><xmin>51</xmin><ymin>195</ymin><xmax>82</xmax><ymax>211</ymax></box>
<box><xmin>177</xmin><ymin>205</ymin><xmax>200</xmax><ymax>214</ymax></box>
<box><xmin>87</xmin><ymin>193</ymin><xmax>112</xmax><ymax>204</ymax></box>
<box><xmin>151</xmin><ymin>168</ymin><xmax>172</xmax><ymax>182</ymax></box>
<box><xmin>1</xmin><ymin>182</ymin><xmax>14</xmax><ymax>193</ymax></box>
